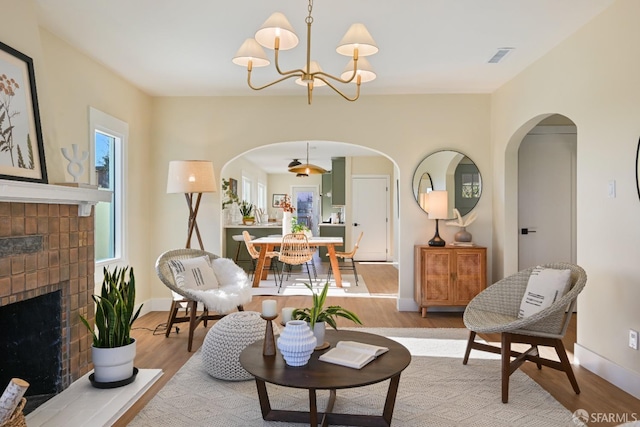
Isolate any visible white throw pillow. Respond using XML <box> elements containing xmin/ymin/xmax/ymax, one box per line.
<box><xmin>518</xmin><ymin>267</ymin><xmax>571</xmax><ymax>319</ymax></box>
<box><xmin>168</xmin><ymin>256</ymin><xmax>219</xmax><ymax>291</ymax></box>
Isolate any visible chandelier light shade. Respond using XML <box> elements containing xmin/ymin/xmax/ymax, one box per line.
<box><xmin>232</xmin><ymin>39</ymin><xmax>270</xmax><ymax>68</ymax></box>
<box><xmin>166</xmin><ymin>160</ymin><xmax>216</xmax><ymax>249</ymax></box>
<box><xmin>232</xmin><ymin>0</ymin><xmax>378</xmax><ymax>104</ymax></box>
<box><xmin>288</xmin><ymin>142</ymin><xmax>326</xmax><ymax>175</ymax></box>
<box><xmin>341</xmin><ymin>56</ymin><xmax>376</xmax><ymax>83</ymax></box>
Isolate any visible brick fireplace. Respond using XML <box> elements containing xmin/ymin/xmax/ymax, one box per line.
<box><xmin>0</xmin><ymin>181</ymin><xmax>108</xmax><ymax>410</ymax></box>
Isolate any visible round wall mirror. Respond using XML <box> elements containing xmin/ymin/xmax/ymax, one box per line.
<box><xmin>412</xmin><ymin>150</ymin><xmax>482</xmax><ymax>219</ymax></box>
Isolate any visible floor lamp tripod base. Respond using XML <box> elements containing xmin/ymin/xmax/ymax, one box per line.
<box><xmin>428</xmin><ymin>219</ymin><xmax>446</xmax><ymax>247</ymax></box>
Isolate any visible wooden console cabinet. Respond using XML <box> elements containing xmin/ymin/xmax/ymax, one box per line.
<box><xmin>414</xmin><ymin>245</ymin><xmax>487</xmax><ymax>317</ymax></box>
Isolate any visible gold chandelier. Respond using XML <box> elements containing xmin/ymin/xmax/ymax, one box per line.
<box><xmin>232</xmin><ymin>0</ymin><xmax>378</xmax><ymax>105</ymax></box>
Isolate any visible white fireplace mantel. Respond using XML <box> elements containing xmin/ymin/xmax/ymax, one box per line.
<box><xmin>0</xmin><ymin>179</ymin><xmax>112</xmax><ymax>216</ymax></box>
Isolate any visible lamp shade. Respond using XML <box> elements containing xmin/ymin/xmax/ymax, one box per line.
<box><xmin>341</xmin><ymin>56</ymin><xmax>376</xmax><ymax>83</ymax></box>
<box><xmin>255</xmin><ymin>12</ymin><xmax>299</xmax><ymax>50</ymax></box>
<box><xmin>167</xmin><ymin>160</ymin><xmax>217</xmax><ymax>194</ymax></box>
<box><xmin>427</xmin><ymin>190</ymin><xmax>448</xmax><ymax>220</ymax></box>
<box><xmin>336</xmin><ymin>23</ymin><xmax>378</xmax><ymax>57</ymax></box>
<box><xmin>232</xmin><ymin>38</ymin><xmax>270</xmax><ymax>67</ymax></box>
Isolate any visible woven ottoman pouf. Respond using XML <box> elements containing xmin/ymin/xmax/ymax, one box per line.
<box><xmin>202</xmin><ymin>311</ymin><xmax>278</xmax><ymax>381</ymax></box>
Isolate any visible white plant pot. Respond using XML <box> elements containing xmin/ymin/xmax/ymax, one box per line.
<box><xmin>91</xmin><ymin>339</ymin><xmax>136</xmax><ymax>383</ymax></box>
<box><xmin>312</xmin><ymin>321</ymin><xmax>326</xmax><ymax>347</ymax></box>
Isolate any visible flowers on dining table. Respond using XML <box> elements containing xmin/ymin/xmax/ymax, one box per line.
<box><xmin>279</xmin><ymin>194</ymin><xmax>296</xmax><ymax>213</ymax></box>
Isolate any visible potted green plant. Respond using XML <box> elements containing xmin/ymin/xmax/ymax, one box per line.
<box><xmin>80</xmin><ymin>266</ymin><xmax>142</xmax><ymax>385</ymax></box>
<box><xmin>291</xmin><ymin>217</ymin><xmax>311</xmax><ymax>237</ymax></box>
<box><xmin>239</xmin><ymin>200</ymin><xmax>255</xmax><ymax>225</ymax></box>
<box><xmin>292</xmin><ymin>282</ymin><xmax>362</xmax><ymax>348</ymax></box>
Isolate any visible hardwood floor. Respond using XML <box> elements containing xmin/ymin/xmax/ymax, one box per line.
<box><xmin>115</xmin><ymin>262</ymin><xmax>639</xmax><ymax>426</ymax></box>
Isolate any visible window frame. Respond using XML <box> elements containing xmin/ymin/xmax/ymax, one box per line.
<box><xmin>89</xmin><ymin>107</ymin><xmax>128</xmax><ymax>269</ymax></box>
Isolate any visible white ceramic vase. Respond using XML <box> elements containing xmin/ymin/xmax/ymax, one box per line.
<box><xmin>277</xmin><ymin>320</ymin><xmax>317</xmax><ymax>366</ymax></box>
<box><xmin>282</xmin><ymin>211</ymin><xmax>293</xmax><ymax>235</ymax></box>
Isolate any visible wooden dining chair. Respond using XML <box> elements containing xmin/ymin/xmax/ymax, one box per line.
<box><xmin>278</xmin><ymin>233</ymin><xmax>315</xmax><ymax>292</ymax></box>
<box><xmin>243</xmin><ymin>230</ymin><xmax>280</xmax><ymax>282</ymax></box>
<box><xmin>326</xmin><ymin>231</ymin><xmax>363</xmax><ymax>285</ymax></box>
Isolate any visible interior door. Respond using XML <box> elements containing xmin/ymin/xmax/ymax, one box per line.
<box><xmin>518</xmin><ymin>127</ymin><xmax>576</xmax><ymax>269</ymax></box>
<box><xmin>292</xmin><ymin>185</ymin><xmax>319</xmax><ymax>236</ymax></box>
<box><xmin>351</xmin><ymin>176</ymin><xmax>389</xmax><ymax>261</ymax></box>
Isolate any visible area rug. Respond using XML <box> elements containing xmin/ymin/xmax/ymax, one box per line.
<box><xmin>250</xmin><ymin>275</ymin><xmax>369</xmax><ymax>297</ymax></box>
<box><xmin>129</xmin><ymin>328</ymin><xmax>575</xmax><ymax>427</ymax></box>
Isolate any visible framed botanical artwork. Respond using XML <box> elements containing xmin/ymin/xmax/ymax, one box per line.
<box><xmin>0</xmin><ymin>41</ymin><xmax>47</xmax><ymax>183</ymax></box>
<box><xmin>272</xmin><ymin>194</ymin><xmax>286</xmax><ymax>207</ymax></box>
<box><xmin>229</xmin><ymin>177</ymin><xmax>238</xmax><ymax>196</ymax></box>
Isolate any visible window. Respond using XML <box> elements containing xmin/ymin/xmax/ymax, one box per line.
<box><xmin>89</xmin><ymin>107</ymin><xmax>127</xmax><ymax>266</ymax></box>
<box><xmin>242</xmin><ymin>176</ymin><xmax>252</xmax><ymax>203</ymax></box>
<box><xmin>257</xmin><ymin>182</ymin><xmax>267</xmax><ymax>212</ymax></box>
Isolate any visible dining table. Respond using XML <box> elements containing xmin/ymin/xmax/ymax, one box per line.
<box><xmin>249</xmin><ymin>236</ymin><xmax>344</xmax><ymax>288</ymax></box>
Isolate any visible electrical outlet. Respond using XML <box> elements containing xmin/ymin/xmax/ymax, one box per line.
<box><xmin>630</xmin><ymin>329</ymin><xmax>639</xmax><ymax>350</ymax></box>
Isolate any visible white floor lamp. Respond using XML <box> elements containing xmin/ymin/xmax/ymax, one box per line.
<box><xmin>166</xmin><ymin>160</ymin><xmax>216</xmax><ymax>249</ymax></box>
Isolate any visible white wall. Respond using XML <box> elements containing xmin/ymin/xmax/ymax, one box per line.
<box><xmin>1</xmin><ymin>1</ymin><xmax>154</xmax><ymax>304</ymax></box>
<box><xmin>149</xmin><ymin>95</ymin><xmax>493</xmax><ymax>308</ymax></box>
<box><xmin>491</xmin><ymin>0</ymin><xmax>640</xmax><ymax>393</ymax></box>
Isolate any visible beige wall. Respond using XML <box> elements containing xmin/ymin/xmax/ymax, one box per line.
<box><xmin>1</xmin><ymin>0</ymin><xmax>154</xmax><ymax>304</ymax></box>
<box><xmin>492</xmin><ymin>0</ymin><xmax>640</xmax><ymax>382</ymax></box>
<box><xmin>150</xmin><ymin>95</ymin><xmax>493</xmax><ymax>308</ymax></box>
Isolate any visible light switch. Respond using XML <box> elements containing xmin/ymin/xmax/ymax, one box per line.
<box><xmin>608</xmin><ymin>180</ymin><xmax>616</xmax><ymax>198</ymax></box>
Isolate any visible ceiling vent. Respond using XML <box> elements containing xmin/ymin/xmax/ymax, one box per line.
<box><xmin>488</xmin><ymin>47</ymin><xmax>514</xmax><ymax>64</ymax></box>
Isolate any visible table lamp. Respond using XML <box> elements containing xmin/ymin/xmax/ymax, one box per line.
<box><xmin>427</xmin><ymin>190</ymin><xmax>448</xmax><ymax>247</ymax></box>
<box><xmin>167</xmin><ymin>160</ymin><xmax>216</xmax><ymax>249</ymax></box>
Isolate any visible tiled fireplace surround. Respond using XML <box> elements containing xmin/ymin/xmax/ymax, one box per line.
<box><xmin>0</xmin><ymin>199</ymin><xmax>96</xmax><ymax>392</ymax></box>
<box><xmin>0</xmin><ymin>202</ymin><xmax>94</xmax><ymax>388</ymax></box>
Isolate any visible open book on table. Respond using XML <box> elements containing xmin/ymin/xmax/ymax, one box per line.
<box><xmin>318</xmin><ymin>341</ymin><xmax>389</xmax><ymax>369</ymax></box>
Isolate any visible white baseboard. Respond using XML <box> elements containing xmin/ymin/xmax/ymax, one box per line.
<box><xmin>574</xmin><ymin>343</ymin><xmax>640</xmax><ymax>399</ymax></box>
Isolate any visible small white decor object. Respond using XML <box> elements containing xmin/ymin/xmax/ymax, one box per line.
<box><xmin>261</xmin><ymin>299</ymin><xmax>277</xmax><ymax>317</ymax></box>
<box><xmin>277</xmin><ymin>320</ymin><xmax>317</xmax><ymax>366</ymax></box>
<box><xmin>61</xmin><ymin>144</ymin><xmax>89</xmax><ymax>183</ymax></box>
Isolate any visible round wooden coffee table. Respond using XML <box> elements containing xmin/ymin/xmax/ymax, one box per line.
<box><xmin>240</xmin><ymin>329</ymin><xmax>411</xmax><ymax>427</ymax></box>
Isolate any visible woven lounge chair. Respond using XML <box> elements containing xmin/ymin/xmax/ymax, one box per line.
<box><xmin>462</xmin><ymin>262</ymin><xmax>587</xmax><ymax>403</ymax></box>
<box><xmin>155</xmin><ymin>249</ymin><xmax>252</xmax><ymax>351</ymax></box>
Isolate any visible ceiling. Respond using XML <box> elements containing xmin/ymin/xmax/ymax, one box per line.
<box><xmin>32</xmin><ymin>0</ymin><xmax>614</xmax><ymax>173</ymax></box>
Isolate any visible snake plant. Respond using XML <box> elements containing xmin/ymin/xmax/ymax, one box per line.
<box><xmin>80</xmin><ymin>266</ymin><xmax>142</xmax><ymax>348</ymax></box>
<box><xmin>292</xmin><ymin>282</ymin><xmax>362</xmax><ymax>329</ymax></box>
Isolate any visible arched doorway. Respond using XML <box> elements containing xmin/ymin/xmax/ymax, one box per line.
<box><xmin>504</xmin><ymin>114</ymin><xmax>577</xmax><ymax>273</ymax></box>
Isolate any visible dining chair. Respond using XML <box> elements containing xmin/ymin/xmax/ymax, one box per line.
<box><xmin>326</xmin><ymin>231</ymin><xmax>363</xmax><ymax>285</ymax></box>
<box><xmin>277</xmin><ymin>233</ymin><xmax>315</xmax><ymax>292</ymax></box>
<box><xmin>242</xmin><ymin>230</ymin><xmax>281</xmax><ymax>282</ymax></box>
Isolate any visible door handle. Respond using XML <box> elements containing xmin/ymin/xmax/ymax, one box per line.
<box><xmin>521</xmin><ymin>228</ymin><xmax>537</xmax><ymax>235</ymax></box>
<box><xmin>353</xmin><ymin>223</ymin><xmax>359</xmax><ymax>226</ymax></box>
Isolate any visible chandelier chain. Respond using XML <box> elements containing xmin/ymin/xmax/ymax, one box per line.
<box><xmin>306</xmin><ymin>0</ymin><xmax>314</xmax><ymax>24</ymax></box>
